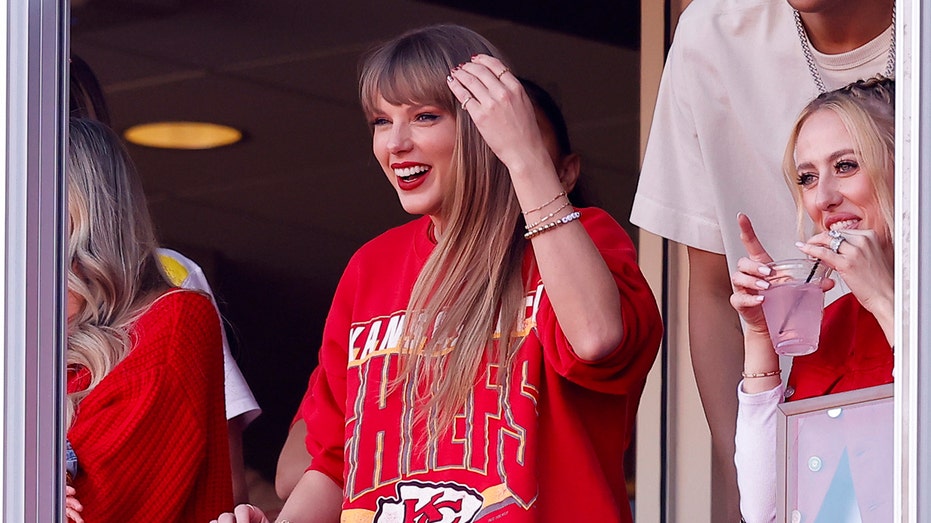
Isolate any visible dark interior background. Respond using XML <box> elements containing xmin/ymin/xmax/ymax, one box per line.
<box><xmin>70</xmin><ymin>0</ymin><xmax>642</xmax><ymax>484</ymax></box>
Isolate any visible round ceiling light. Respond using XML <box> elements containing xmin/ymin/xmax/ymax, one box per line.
<box><xmin>123</xmin><ymin>121</ymin><xmax>243</xmax><ymax>150</ymax></box>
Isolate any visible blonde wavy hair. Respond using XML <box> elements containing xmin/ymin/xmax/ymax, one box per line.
<box><xmin>66</xmin><ymin>118</ymin><xmax>168</xmax><ymax>428</ymax></box>
<box><xmin>783</xmin><ymin>76</ymin><xmax>896</xmax><ymax>240</ymax></box>
<box><xmin>360</xmin><ymin>25</ymin><xmax>528</xmax><ymax>433</ymax></box>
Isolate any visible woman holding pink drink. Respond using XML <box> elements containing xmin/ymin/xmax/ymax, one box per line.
<box><xmin>730</xmin><ymin>76</ymin><xmax>895</xmax><ymax>523</ymax></box>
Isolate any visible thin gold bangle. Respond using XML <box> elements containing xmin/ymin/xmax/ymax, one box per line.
<box><xmin>742</xmin><ymin>369</ymin><xmax>781</xmax><ymax>378</ymax></box>
<box><xmin>523</xmin><ymin>191</ymin><xmax>566</xmax><ymax>215</ymax></box>
<box><xmin>525</xmin><ymin>201</ymin><xmax>572</xmax><ymax>229</ymax></box>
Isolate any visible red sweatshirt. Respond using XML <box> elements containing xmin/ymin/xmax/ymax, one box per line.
<box><xmin>301</xmin><ymin>208</ymin><xmax>662</xmax><ymax>522</ymax></box>
<box><xmin>68</xmin><ymin>289</ymin><xmax>233</xmax><ymax>522</ymax></box>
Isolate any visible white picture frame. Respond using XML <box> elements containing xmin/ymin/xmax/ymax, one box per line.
<box><xmin>776</xmin><ymin>383</ymin><xmax>894</xmax><ymax>523</ymax></box>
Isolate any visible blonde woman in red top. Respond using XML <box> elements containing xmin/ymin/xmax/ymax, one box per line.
<box><xmin>731</xmin><ymin>77</ymin><xmax>895</xmax><ymax>522</ymax></box>
<box><xmin>65</xmin><ymin>118</ymin><xmax>233</xmax><ymax>522</ymax></box>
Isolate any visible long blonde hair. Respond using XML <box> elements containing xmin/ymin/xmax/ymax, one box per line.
<box><xmin>66</xmin><ymin>118</ymin><xmax>168</xmax><ymax>427</ymax></box>
<box><xmin>360</xmin><ymin>25</ymin><xmax>528</xmax><ymax>432</ymax></box>
<box><xmin>783</xmin><ymin>76</ymin><xmax>895</xmax><ymax>240</ymax></box>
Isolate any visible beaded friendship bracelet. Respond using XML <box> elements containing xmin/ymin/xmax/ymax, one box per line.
<box><xmin>524</xmin><ymin>210</ymin><xmax>582</xmax><ymax>240</ymax></box>
<box><xmin>525</xmin><ymin>200</ymin><xmax>572</xmax><ymax>230</ymax></box>
<box><xmin>523</xmin><ymin>191</ymin><xmax>566</xmax><ymax>215</ymax></box>
<box><xmin>741</xmin><ymin>369</ymin><xmax>781</xmax><ymax>379</ymax></box>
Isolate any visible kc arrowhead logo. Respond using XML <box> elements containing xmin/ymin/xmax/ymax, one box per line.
<box><xmin>374</xmin><ymin>480</ymin><xmax>484</xmax><ymax>523</ymax></box>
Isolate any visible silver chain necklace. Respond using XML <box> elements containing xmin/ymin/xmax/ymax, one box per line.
<box><xmin>794</xmin><ymin>4</ymin><xmax>896</xmax><ymax>94</ymax></box>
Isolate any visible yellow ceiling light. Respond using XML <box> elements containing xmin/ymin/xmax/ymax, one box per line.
<box><xmin>123</xmin><ymin>121</ymin><xmax>243</xmax><ymax>150</ymax></box>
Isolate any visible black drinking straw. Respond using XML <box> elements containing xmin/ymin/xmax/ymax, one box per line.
<box><xmin>804</xmin><ymin>259</ymin><xmax>821</xmax><ymax>284</ymax></box>
<box><xmin>777</xmin><ymin>259</ymin><xmax>820</xmax><ymax>334</ymax></box>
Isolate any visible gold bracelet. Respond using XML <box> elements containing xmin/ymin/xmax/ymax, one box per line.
<box><xmin>742</xmin><ymin>369</ymin><xmax>781</xmax><ymax>378</ymax></box>
<box><xmin>525</xmin><ymin>200</ymin><xmax>572</xmax><ymax>229</ymax></box>
<box><xmin>523</xmin><ymin>191</ymin><xmax>566</xmax><ymax>215</ymax></box>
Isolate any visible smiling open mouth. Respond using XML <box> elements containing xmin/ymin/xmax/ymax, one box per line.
<box><xmin>829</xmin><ymin>219</ymin><xmax>860</xmax><ymax>231</ymax></box>
<box><xmin>394</xmin><ymin>165</ymin><xmax>430</xmax><ymax>183</ymax></box>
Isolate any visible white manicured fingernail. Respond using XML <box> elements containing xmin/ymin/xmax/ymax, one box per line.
<box><xmin>758</xmin><ymin>265</ymin><xmax>771</xmax><ymax>276</ymax></box>
<box><xmin>755</xmin><ymin>280</ymin><xmax>770</xmax><ymax>289</ymax></box>
<box><xmin>795</xmin><ymin>242</ymin><xmax>805</xmax><ymax>249</ymax></box>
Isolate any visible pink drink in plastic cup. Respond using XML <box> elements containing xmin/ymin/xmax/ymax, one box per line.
<box><xmin>759</xmin><ymin>259</ymin><xmax>829</xmax><ymax>357</ymax></box>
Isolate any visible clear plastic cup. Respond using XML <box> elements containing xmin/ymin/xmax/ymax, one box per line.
<box><xmin>760</xmin><ymin>259</ymin><xmax>831</xmax><ymax>357</ymax></box>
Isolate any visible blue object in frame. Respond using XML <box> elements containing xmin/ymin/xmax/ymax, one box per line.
<box><xmin>65</xmin><ymin>439</ymin><xmax>78</xmax><ymax>481</ymax></box>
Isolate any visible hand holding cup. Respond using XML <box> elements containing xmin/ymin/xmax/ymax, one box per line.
<box><xmin>758</xmin><ymin>259</ymin><xmax>830</xmax><ymax>356</ymax></box>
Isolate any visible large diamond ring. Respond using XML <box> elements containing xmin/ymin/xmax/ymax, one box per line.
<box><xmin>828</xmin><ymin>230</ymin><xmax>846</xmax><ymax>254</ymax></box>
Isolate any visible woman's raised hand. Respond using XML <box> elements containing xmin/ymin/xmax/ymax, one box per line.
<box><xmin>796</xmin><ymin>227</ymin><xmax>894</xmax><ymax>342</ymax></box>
<box><xmin>729</xmin><ymin>213</ymin><xmax>776</xmax><ymax>335</ymax></box>
<box><xmin>446</xmin><ymin>54</ymin><xmax>548</xmax><ymax>172</ymax></box>
<box><xmin>210</xmin><ymin>503</ymin><xmax>270</xmax><ymax>523</ymax></box>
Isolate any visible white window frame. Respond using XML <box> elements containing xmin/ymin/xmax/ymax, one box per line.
<box><xmin>895</xmin><ymin>0</ymin><xmax>929</xmax><ymax>520</ymax></box>
<box><xmin>2</xmin><ymin>0</ymin><xmax>68</xmax><ymax>521</ymax></box>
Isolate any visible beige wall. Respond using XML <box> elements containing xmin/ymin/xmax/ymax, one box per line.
<box><xmin>636</xmin><ymin>0</ymin><xmax>715</xmax><ymax>521</ymax></box>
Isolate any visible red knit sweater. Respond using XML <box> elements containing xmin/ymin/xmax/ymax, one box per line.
<box><xmin>68</xmin><ymin>290</ymin><xmax>233</xmax><ymax>522</ymax></box>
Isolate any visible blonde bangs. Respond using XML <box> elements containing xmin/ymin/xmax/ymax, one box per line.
<box><xmin>359</xmin><ymin>24</ymin><xmax>503</xmax><ymax>117</ymax></box>
<box><xmin>360</xmin><ymin>55</ymin><xmax>455</xmax><ymax>117</ymax></box>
